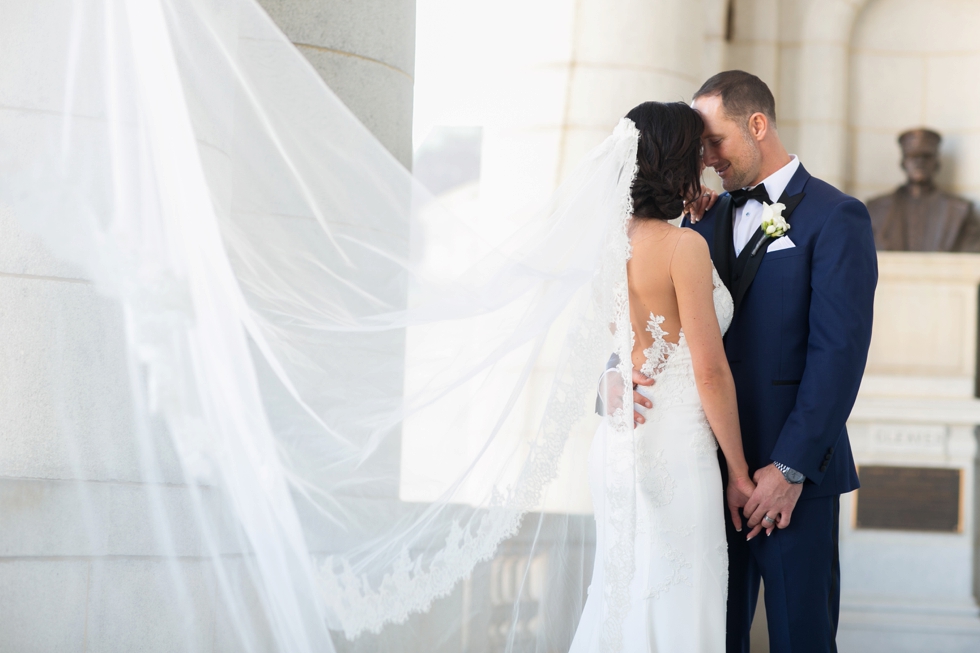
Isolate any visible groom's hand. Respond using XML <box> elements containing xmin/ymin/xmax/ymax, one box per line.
<box><xmin>683</xmin><ymin>187</ymin><xmax>718</xmax><ymax>224</ymax></box>
<box><xmin>744</xmin><ymin>464</ymin><xmax>804</xmax><ymax>536</ymax></box>
<box><xmin>631</xmin><ymin>369</ymin><xmax>654</xmax><ymax>426</ymax></box>
<box><xmin>599</xmin><ymin>369</ymin><xmax>654</xmax><ymax>426</ymax></box>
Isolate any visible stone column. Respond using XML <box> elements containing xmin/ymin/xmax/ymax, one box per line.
<box><xmin>0</xmin><ymin>4</ymin><xmax>214</xmax><ymax>649</ymax></box>
<box><xmin>793</xmin><ymin>0</ymin><xmax>867</xmax><ymax>190</ymax></box>
<box><xmin>0</xmin><ymin>1</ymin><xmax>418</xmax><ymax>650</ymax></box>
<box><xmin>255</xmin><ymin>0</ymin><xmax>418</xmax><ymax>500</ymax></box>
<box><xmin>479</xmin><ymin>0</ymin><xmax>706</xmax><ymax>211</ymax></box>
<box><xmin>257</xmin><ymin>0</ymin><xmax>417</xmax><ymax>168</ymax></box>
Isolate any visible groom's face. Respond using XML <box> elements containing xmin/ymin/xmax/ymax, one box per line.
<box><xmin>693</xmin><ymin>94</ymin><xmax>762</xmax><ymax>192</ymax></box>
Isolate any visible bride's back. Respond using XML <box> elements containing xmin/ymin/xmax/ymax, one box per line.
<box><xmin>619</xmin><ymin>101</ymin><xmax>719</xmax><ymax>380</ymax></box>
<box><xmin>627</xmin><ymin>219</ymin><xmax>686</xmax><ymax>373</ymax></box>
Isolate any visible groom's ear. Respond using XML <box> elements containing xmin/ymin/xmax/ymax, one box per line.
<box><xmin>747</xmin><ymin>112</ymin><xmax>769</xmax><ymax>143</ymax></box>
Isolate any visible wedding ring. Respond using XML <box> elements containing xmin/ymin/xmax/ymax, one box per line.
<box><xmin>763</xmin><ymin>515</ymin><xmax>776</xmax><ymax>524</ymax></box>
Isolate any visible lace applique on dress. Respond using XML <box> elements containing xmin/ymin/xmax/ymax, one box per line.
<box><xmin>645</xmin><ymin>543</ymin><xmax>693</xmax><ymax>600</ymax></box>
<box><xmin>712</xmin><ymin>266</ymin><xmax>733</xmax><ymax>336</ymax></box>
<box><xmin>639</xmin><ymin>314</ymin><xmax>678</xmax><ymax>380</ymax></box>
<box><xmin>636</xmin><ymin>444</ymin><xmax>675</xmax><ymax>507</ymax></box>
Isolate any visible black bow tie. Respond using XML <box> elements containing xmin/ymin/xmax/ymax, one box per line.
<box><xmin>730</xmin><ymin>184</ymin><xmax>770</xmax><ymax>208</ymax></box>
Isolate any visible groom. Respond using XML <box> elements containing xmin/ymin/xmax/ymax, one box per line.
<box><xmin>679</xmin><ymin>71</ymin><xmax>877</xmax><ymax>653</ymax></box>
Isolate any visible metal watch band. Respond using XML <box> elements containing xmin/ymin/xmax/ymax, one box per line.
<box><xmin>774</xmin><ymin>461</ymin><xmax>805</xmax><ymax>484</ymax></box>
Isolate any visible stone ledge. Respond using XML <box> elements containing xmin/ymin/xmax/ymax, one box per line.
<box><xmin>850</xmin><ymin>396</ymin><xmax>980</xmax><ymax>425</ymax></box>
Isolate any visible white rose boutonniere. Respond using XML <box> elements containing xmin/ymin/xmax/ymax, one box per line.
<box><xmin>760</xmin><ymin>202</ymin><xmax>789</xmax><ymax>238</ymax></box>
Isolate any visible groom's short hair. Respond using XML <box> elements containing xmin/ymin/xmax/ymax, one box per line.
<box><xmin>694</xmin><ymin>70</ymin><xmax>777</xmax><ymax>128</ymax></box>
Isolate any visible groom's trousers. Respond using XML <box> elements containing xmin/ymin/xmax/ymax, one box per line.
<box><xmin>725</xmin><ymin>494</ymin><xmax>841</xmax><ymax>653</ymax></box>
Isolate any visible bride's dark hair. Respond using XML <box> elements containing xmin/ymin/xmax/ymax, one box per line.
<box><xmin>625</xmin><ymin>101</ymin><xmax>704</xmax><ymax>220</ymax></box>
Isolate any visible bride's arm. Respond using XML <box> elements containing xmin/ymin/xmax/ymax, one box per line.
<box><xmin>670</xmin><ymin>231</ymin><xmax>764</xmax><ymax>536</ymax></box>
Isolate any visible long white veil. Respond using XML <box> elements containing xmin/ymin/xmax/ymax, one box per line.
<box><xmin>0</xmin><ymin>0</ymin><xmax>642</xmax><ymax>650</ymax></box>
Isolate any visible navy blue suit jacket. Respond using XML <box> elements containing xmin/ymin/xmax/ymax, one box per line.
<box><xmin>683</xmin><ymin>165</ymin><xmax>876</xmax><ymax>498</ymax></box>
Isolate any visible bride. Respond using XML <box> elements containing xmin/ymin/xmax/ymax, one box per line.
<box><xmin>572</xmin><ymin>102</ymin><xmax>766</xmax><ymax>653</ymax></box>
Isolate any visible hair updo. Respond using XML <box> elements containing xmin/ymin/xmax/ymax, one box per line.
<box><xmin>625</xmin><ymin>101</ymin><xmax>705</xmax><ymax>220</ymax></box>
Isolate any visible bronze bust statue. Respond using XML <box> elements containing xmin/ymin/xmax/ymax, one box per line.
<box><xmin>866</xmin><ymin>128</ymin><xmax>980</xmax><ymax>252</ymax></box>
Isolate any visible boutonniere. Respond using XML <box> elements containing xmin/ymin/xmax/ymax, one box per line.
<box><xmin>751</xmin><ymin>202</ymin><xmax>790</xmax><ymax>256</ymax></box>
<box><xmin>761</xmin><ymin>202</ymin><xmax>789</xmax><ymax>237</ymax></box>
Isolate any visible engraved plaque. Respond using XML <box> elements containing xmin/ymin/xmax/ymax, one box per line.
<box><xmin>870</xmin><ymin>424</ymin><xmax>947</xmax><ymax>454</ymax></box>
<box><xmin>856</xmin><ymin>466</ymin><xmax>961</xmax><ymax>532</ymax></box>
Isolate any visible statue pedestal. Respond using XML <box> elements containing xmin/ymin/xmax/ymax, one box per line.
<box><xmin>838</xmin><ymin>253</ymin><xmax>980</xmax><ymax>652</ymax></box>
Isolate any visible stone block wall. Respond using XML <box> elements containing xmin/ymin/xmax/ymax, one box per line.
<box><xmin>849</xmin><ymin>0</ymin><xmax>980</xmax><ymax>206</ymax></box>
<box><xmin>0</xmin><ymin>1</ymin><xmax>415</xmax><ymax>650</ymax></box>
<box><xmin>257</xmin><ymin>0</ymin><xmax>416</xmax><ymax>169</ymax></box>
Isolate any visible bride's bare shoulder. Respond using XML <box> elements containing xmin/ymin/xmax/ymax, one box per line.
<box><xmin>670</xmin><ymin>228</ymin><xmax>712</xmax><ymax>277</ymax></box>
<box><xmin>628</xmin><ymin>218</ymin><xmax>680</xmax><ymax>248</ymax></box>
<box><xmin>674</xmin><ymin>227</ymin><xmax>710</xmax><ymax>257</ymax></box>
<box><xmin>628</xmin><ymin>220</ymin><xmax>709</xmax><ymax>267</ymax></box>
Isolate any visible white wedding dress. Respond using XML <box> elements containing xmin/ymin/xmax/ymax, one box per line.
<box><xmin>571</xmin><ymin>267</ymin><xmax>734</xmax><ymax>653</ymax></box>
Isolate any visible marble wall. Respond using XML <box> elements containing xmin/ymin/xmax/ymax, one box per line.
<box><xmin>479</xmin><ymin>0</ymin><xmax>980</xmax><ymax>210</ymax></box>
<box><xmin>726</xmin><ymin>0</ymin><xmax>980</xmax><ymax>206</ymax></box>
<box><xmin>479</xmin><ymin>0</ymin><xmax>728</xmax><ymax>209</ymax></box>
<box><xmin>422</xmin><ymin>0</ymin><xmax>980</xmax><ymax>215</ymax></box>
<box><xmin>849</xmin><ymin>0</ymin><xmax>980</xmax><ymax>206</ymax></box>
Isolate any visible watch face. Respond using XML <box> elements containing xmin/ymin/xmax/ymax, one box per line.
<box><xmin>775</xmin><ymin>462</ymin><xmax>805</xmax><ymax>484</ymax></box>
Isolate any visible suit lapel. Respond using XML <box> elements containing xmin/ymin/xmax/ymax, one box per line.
<box><xmin>731</xmin><ymin>166</ymin><xmax>811</xmax><ymax>313</ymax></box>
<box><xmin>712</xmin><ymin>194</ymin><xmax>736</xmax><ymax>292</ymax></box>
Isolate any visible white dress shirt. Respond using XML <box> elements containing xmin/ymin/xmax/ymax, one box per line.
<box><xmin>732</xmin><ymin>155</ymin><xmax>801</xmax><ymax>256</ymax></box>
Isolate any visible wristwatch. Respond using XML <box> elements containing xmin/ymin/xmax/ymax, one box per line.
<box><xmin>773</xmin><ymin>461</ymin><xmax>805</xmax><ymax>484</ymax></box>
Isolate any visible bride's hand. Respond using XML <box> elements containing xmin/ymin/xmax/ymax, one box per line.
<box><xmin>683</xmin><ymin>186</ymin><xmax>718</xmax><ymax>224</ymax></box>
<box><xmin>726</xmin><ymin>475</ymin><xmax>761</xmax><ymax>535</ymax></box>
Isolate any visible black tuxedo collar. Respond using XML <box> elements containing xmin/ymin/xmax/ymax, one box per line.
<box><xmin>712</xmin><ymin>194</ymin><xmax>736</xmax><ymax>293</ymax></box>
<box><xmin>730</xmin><ymin>177</ymin><xmax>808</xmax><ymax>313</ymax></box>
<box><xmin>708</xmin><ymin>164</ymin><xmax>812</xmax><ymax>310</ymax></box>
